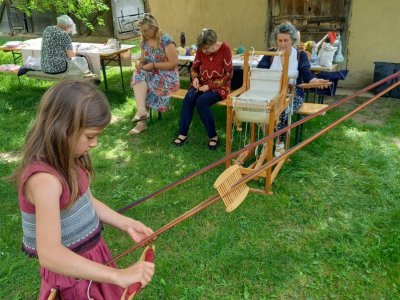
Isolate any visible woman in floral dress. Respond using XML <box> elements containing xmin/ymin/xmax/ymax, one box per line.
<box><xmin>130</xmin><ymin>13</ymin><xmax>179</xmax><ymax>134</ymax></box>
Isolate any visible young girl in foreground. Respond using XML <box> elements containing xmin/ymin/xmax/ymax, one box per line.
<box><xmin>11</xmin><ymin>80</ymin><xmax>154</xmax><ymax>299</ymax></box>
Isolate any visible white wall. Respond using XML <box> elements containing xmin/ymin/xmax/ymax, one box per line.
<box><xmin>344</xmin><ymin>0</ymin><xmax>400</xmax><ymax>88</ymax></box>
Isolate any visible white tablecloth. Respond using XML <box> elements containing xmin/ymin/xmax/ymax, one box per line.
<box><xmin>20</xmin><ymin>38</ymin><xmax>134</xmax><ymax>75</ymax></box>
<box><xmin>178</xmin><ymin>54</ymin><xmax>263</xmax><ymax>67</ymax></box>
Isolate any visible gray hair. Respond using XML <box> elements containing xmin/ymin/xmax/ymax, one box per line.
<box><xmin>270</xmin><ymin>22</ymin><xmax>298</xmax><ymax>46</ymax></box>
<box><xmin>197</xmin><ymin>28</ymin><xmax>217</xmax><ymax>48</ymax></box>
<box><xmin>57</xmin><ymin>15</ymin><xmax>76</xmax><ymax>35</ymax></box>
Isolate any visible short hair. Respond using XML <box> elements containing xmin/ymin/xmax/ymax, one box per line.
<box><xmin>197</xmin><ymin>29</ymin><xmax>218</xmax><ymax>48</ymax></box>
<box><xmin>57</xmin><ymin>15</ymin><xmax>76</xmax><ymax>35</ymax></box>
<box><xmin>270</xmin><ymin>22</ymin><xmax>298</xmax><ymax>46</ymax></box>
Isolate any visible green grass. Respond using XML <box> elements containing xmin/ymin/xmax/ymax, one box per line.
<box><xmin>1</xmin><ymin>36</ymin><xmax>400</xmax><ymax>299</ymax></box>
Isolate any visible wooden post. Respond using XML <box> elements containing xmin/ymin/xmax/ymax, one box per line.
<box><xmin>5</xmin><ymin>0</ymin><xmax>13</xmax><ymax>36</ymax></box>
<box><xmin>144</xmin><ymin>0</ymin><xmax>151</xmax><ymax>13</ymax></box>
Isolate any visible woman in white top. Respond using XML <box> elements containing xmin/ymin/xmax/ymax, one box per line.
<box><xmin>257</xmin><ymin>22</ymin><xmax>329</xmax><ymax>157</ymax></box>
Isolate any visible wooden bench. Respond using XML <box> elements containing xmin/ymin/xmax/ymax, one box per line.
<box><xmin>170</xmin><ymin>89</ymin><xmax>329</xmax><ymax>145</ymax></box>
<box><xmin>24</xmin><ymin>70</ymin><xmax>99</xmax><ymax>82</ymax></box>
<box><xmin>171</xmin><ymin>88</ymin><xmax>228</xmax><ymax>106</ymax></box>
<box><xmin>0</xmin><ymin>64</ymin><xmax>20</xmax><ymax>74</ymax></box>
<box><xmin>294</xmin><ymin>102</ymin><xmax>329</xmax><ymax>144</ymax></box>
<box><xmin>149</xmin><ymin>88</ymin><xmax>232</xmax><ymax>123</ymax></box>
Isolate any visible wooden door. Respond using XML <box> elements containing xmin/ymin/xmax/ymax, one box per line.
<box><xmin>267</xmin><ymin>0</ymin><xmax>351</xmax><ymax>55</ymax></box>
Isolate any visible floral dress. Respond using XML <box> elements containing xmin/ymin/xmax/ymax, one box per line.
<box><xmin>131</xmin><ymin>33</ymin><xmax>180</xmax><ymax>112</ymax></box>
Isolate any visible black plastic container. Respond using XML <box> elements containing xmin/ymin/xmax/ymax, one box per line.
<box><xmin>373</xmin><ymin>62</ymin><xmax>400</xmax><ymax>99</ymax></box>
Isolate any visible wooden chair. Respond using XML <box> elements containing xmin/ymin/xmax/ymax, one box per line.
<box><xmin>225</xmin><ymin>50</ymin><xmax>291</xmax><ymax>194</ymax></box>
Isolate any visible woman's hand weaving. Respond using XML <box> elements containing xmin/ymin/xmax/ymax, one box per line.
<box><xmin>310</xmin><ymin>78</ymin><xmax>331</xmax><ymax>89</ymax></box>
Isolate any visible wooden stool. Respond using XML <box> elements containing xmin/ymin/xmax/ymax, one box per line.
<box><xmin>294</xmin><ymin>102</ymin><xmax>329</xmax><ymax>144</ymax></box>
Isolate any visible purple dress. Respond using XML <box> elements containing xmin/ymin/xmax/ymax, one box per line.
<box><xmin>131</xmin><ymin>33</ymin><xmax>180</xmax><ymax>112</ymax></box>
<box><xmin>18</xmin><ymin>162</ymin><xmax>124</xmax><ymax>300</ymax></box>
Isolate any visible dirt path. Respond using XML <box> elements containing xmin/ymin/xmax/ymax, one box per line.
<box><xmin>324</xmin><ymin>93</ymin><xmax>400</xmax><ymax>126</ymax></box>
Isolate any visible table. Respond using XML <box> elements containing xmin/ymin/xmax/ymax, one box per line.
<box><xmin>0</xmin><ymin>38</ymin><xmax>135</xmax><ymax>93</ymax></box>
<box><xmin>0</xmin><ymin>43</ymin><xmax>23</xmax><ymax>64</ymax></box>
<box><xmin>177</xmin><ymin>55</ymin><xmax>194</xmax><ymax>76</ymax></box>
<box><xmin>177</xmin><ymin>54</ymin><xmax>263</xmax><ymax>85</ymax></box>
<box><xmin>307</xmin><ymin>64</ymin><xmax>340</xmax><ymax>103</ymax></box>
<box><xmin>310</xmin><ymin>64</ymin><xmax>338</xmax><ymax>73</ymax></box>
<box><xmin>90</xmin><ymin>44</ymin><xmax>134</xmax><ymax>93</ymax></box>
<box><xmin>177</xmin><ymin>54</ymin><xmax>263</xmax><ymax>73</ymax></box>
<box><xmin>176</xmin><ymin>55</ymin><xmax>339</xmax><ymax>93</ymax></box>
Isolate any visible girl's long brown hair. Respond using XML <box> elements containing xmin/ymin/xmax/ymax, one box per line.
<box><xmin>10</xmin><ymin>79</ymin><xmax>111</xmax><ymax>205</ymax></box>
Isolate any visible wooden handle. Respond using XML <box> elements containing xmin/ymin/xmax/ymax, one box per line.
<box><xmin>121</xmin><ymin>245</ymin><xmax>155</xmax><ymax>300</ymax></box>
<box><xmin>298</xmin><ymin>82</ymin><xmax>332</xmax><ymax>89</ymax></box>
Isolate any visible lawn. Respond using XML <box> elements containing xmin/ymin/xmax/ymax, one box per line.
<box><xmin>0</xmin><ymin>36</ymin><xmax>399</xmax><ymax>299</ymax></box>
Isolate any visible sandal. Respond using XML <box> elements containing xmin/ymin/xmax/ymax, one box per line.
<box><xmin>131</xmin><ymin>115</ymin><xmax>148</xmax><ymax>124</ymax></box>
<box><xmin>274</xmin><ymin>142</ymin><xmax>285</xmax><ymax>157</ymax></box>
<box><xmin>128</xmin><ymin>122</ymin><xmax>147</xmax><ymax>134</ymax></box>
<box><xmin>208</xmin><ymin>137</ymin><xmax>219</xmax><ymax>150</ymax></box>
<box><xmin>172</xmin><ymin>136</ymin><xmax>187</xmax><ymax>146</ymax></box>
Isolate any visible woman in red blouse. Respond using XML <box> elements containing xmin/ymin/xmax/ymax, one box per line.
<box><xmin>173</xmin><ymin>29</ymin><xmax>232</xmax><ymax>150</ymax></box>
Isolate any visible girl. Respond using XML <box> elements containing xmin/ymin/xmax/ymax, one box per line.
<box><xmin>10</xmin><ymin>79</ymin><xmax>154</xmax><ymax>299</ymax></box>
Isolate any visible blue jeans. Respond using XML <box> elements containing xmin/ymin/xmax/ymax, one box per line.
<box><xmin>179</xmin><ymin>87</ymin><xmax>222</xmax><ymax>138</ymax></box>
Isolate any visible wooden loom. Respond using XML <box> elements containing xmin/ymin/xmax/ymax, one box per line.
<box><xmin>225</xmin><ymin>50</ymin><xmax>292</xmax><ymax>194</ymax></box>
<box><xmin>109</xmin><ymin>71</ymin><xmax>400</xmax><ymax>299</ymax></box>
<box><xmin>48</xmin><ymin>70</ymin><xmax>400</xmax><ymax>299</ymax></box>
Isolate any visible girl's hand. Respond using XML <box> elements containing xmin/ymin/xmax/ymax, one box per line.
<box><xmin>192</xmin><ymin>77</ymin><xmax>200</xmax><ymax>89</ymax></box>
<box><xmin>116</xmin><ymin>261</ymin><xmax>155</xmax><ymax>288</ymax></box>
<box><xmin>310</xmin><ymin>78</ymin><xmax>330</xmax><ymax>89</ymax></box>
<box><xmin>123</xmin><ymin>218</ymin><xmax>154</xmax><ymax>243</ymax></box>
<box><xmin>198</xmin><ymin>85</ymin><xmax>209</xmax><ymax>92</ymax></box>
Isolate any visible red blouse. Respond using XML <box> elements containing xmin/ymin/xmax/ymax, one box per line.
<box><xmin>190</xmin><ymin>42</ymin><xmax>233</xmax><ymax>99</ymax></box>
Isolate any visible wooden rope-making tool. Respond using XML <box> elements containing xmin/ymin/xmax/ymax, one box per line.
<box><xmin>50</xmin><ymin>69</ymin><xmax>398</xmax><ymax>300</ymax></box>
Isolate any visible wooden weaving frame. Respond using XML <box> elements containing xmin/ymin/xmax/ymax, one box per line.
<box><xmin>225</xmin><ymin>50</ymin><xmax>291</xmax><ymax>194</ymax></box>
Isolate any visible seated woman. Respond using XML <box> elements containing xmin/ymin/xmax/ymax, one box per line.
<box><xmin>257</xmin><ymin>22</ymin><xmax>329</xmax><ymax>157</ymax></box>
<box><xmin>41</xmin><ymin>15</ymin><xmax>77</xmax><ymax>74</ymax></box>
<box><xmin>129</xmin><ymin>13</ymin><xmax>179</xmax><ymax>134</ymax></box>
<box><xmin>173</xmin><ymin>29</ymin><xmax>233</xmax><ymax>150</ymax></box>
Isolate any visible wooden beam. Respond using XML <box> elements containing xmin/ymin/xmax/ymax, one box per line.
<box><xmin>0</xmin><ymin>2</ymin><xmax>6</xmax><ymax>23</ymax></box>
<box><xmin>144</xmin><ymin>0</ymin><xmax>151</xmax><ymax>13</ymax></box>
<box><xmin>5</xmin><ymin>0</ymin><xmax>13</xmax><ymax>35</ymax></box>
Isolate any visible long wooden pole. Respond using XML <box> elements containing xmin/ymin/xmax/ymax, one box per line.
<box><xmin>118</xmin><ymin>71</ymin><xmax>400</xmax><ymax>214</ymax></box>
<box><xmin>110</xmin><ymin>76</ymin><xmax>400</xmax><ymax>263</ymax></box>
